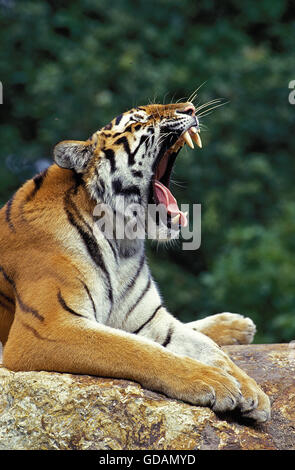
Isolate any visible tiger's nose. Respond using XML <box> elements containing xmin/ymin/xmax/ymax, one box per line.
<box><xmin>176</xmin><ymin>103</ymin><xmax>195</xmax><ymax>116</ymax></box>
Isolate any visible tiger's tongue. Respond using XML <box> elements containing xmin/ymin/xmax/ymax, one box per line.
<box><xmin>154</xmin><ymin>180</ymin><xmax>188</xmax><ymax>227</ymax></box>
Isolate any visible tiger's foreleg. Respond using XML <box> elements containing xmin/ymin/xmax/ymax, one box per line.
<box><xmin>131</xmin><ymin>306</ymin><xmax>270</xmax><ymax>422</ymax></box>
<box><xmin>186</xmin><ymin>312</ymin><xmax>257</xmax><ymax>346</ymax></box>
<box><xmin>3</xmin><ymin>307</ymin><xmax>249</xmax><ymax>416</ymax></box>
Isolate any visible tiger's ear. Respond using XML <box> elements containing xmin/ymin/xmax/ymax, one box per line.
<box><xmin>53</xmin><ymin>140</ymin><xmax>94</xmax><ymax>172</ymax></box>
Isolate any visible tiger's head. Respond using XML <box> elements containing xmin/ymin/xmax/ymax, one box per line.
<box><xmin>54</xmin><ymin>102</ymin><xmax>202</xmax><ymax>242</ymax></box>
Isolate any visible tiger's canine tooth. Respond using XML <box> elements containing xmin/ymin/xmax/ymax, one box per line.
<box><xmin>191</xmin><ymin>131</ymin><xmax>202</xmax><ymax>148</ymax></box>
<box><xmin>183</xmin><ymin>131</ymin><xmax>194</xmax><ymax>149</ymax></box>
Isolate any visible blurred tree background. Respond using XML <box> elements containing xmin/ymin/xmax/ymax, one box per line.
<box><xmin>0</xmin><ymin>0</ymin><xmax>294</xmax><ymax>343</ymax></box>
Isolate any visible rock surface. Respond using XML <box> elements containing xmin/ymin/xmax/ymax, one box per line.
<box><xmin>0</xmin><ymin>343</ymin><xmax>294</xmax><ymax>450</ymax></box>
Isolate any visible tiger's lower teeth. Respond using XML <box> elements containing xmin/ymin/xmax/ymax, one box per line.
<box><xmin>171</xmin><ymin>214</ymin><xmax>180</xmax><ymax>224</ymax></box>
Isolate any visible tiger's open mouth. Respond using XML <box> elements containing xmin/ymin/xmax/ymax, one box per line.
<box><xmin>152</xmin><ymin>124</ymin><xmax>202</xmax><ymax>227</ymax></box>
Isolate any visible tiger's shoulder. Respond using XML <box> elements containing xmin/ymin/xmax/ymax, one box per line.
<box><xmin>1</xmin><ymin>165</ymin><xmax>91</xmax><ymax>234</ymax></box>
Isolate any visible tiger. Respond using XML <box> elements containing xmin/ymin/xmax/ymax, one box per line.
<box><xmin>0</xmin><ymin>101</ymin><xmax>270</xmax><ymax>423</ymax></box>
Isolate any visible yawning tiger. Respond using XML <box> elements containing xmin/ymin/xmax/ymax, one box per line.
<box><xmin>0</xmin><ymin>101</ymin><xmax>270</xmax><ymax>422</ymax></box>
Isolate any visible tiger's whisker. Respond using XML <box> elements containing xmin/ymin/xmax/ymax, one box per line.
<box><xmin>195</xmin><ymin>99</ymin><xmax>224</xmax><ymax>113</ymax></box>
<box><xmin>188</xmin><ymin>81</ymin><xmax>208</xmax><ymax>103</ymax></box>
<box><xmin>197</xmin><ymin>101</ymin><xmax>229</xmax><ymax>118</ymax></box>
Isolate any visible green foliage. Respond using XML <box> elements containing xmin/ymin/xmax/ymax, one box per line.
<box><xmin>0</xmin><ymin>0</ymin><xmax>294</xmax><ymax>342</ymax></box>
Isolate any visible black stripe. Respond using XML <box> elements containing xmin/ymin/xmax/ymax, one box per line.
<box><xmin>0</xmin><ymin>290</ymin><xmax>14</xmax><ymax>305</ymax></box>
<box><xmin>106</xmin><ymin>238</ymin><xmax>119</xmax><ymax>263</ymax></box>
<box><xmin>131</xmin><ymin>134</ymin><xmax>149</xmax><ymax>165</ymax></box>
<box><xmin>115</xmin><ymin>136</ymin><xmax>132</xmax><ymax>162</ymax></box>
<box><xmin>57</xmin><ymin>290</ymin><xmax>86</xmax><ymax>318</ymax></box>
<box><xmin>162</xmin><ymin>326</ymin><xmax>173</xmax><ymax>347</ymax></box>
<box><xmin>26</xmin><ymin>169</ymin><xmax>48</xmax><ymax>202</ymax></box>
<box><xmin>21</xmin><ymin>320</ymin><xmax>56</xmax><ymax>342</ymax></box>
<box><xmin>5</xmin><ymin>195</ymin><xmax>16</xmax><ymax>232</ymax></box>
<box><xmin>120</xmin><ymin>185</ymin><xmax>141</xmax><ymax>198</ymax></box>
<box><xmin>115</xmin><ymin>113</ymin><xmax>123</xmax><ymax>125</ymax></box>
<box><xmin>65</xmin><ymin>181</ymin><xmax>117</xmax><ymax>270</ymax></box>
<box><xmin>0</xmin><ymin>265</ymin><xmax>14</xmax><ymax>287</ymax></box>
<box><xmin>66</xmin><ymin>208</ymin><xmax>113</xmax><ymax>304</ymax></box>
<box><xmin>115</xmin><ymin>134</ymin><xmax>149</xmax><ymax>167</ymax></box>
<box><xmin>148</xmin><ymin>133</ymin><xmax>155</xmax><ymax>149</ymax></box>
<box><xmin>125</xmin><ymin>122</ymin><xmax>143</xmax><ymax>132</ymax></box>
<box><xmin>133</xmin><ymin>305</ymin><xmax>162</xmax><ymax>334</ymax></box>
<box><xmin>131</xmin><ymin>170</ymin><xmax>143</xmax><ymax>178</ymax></box>
<box><xmin>64</xmin><ymin>181</ymin><xmax>94</xmax><ymax>233</ymax></box>
<box><xmin>104</xmin><ymin>148</ymin><xmax>116</xmax><ymax>173</ymax></box>
<box><xmin>125</xmin><ymin>277</ymin><xmax>151</xmax><ymax>320</ymax></box>
<box><xmin>71</xmin><ymin>171</ymin><xmax>84</xmax><ymax>193</ymax></box>
<box><xmin>112</xmin><ymin>179</ymin><xmax>141</xmax><ymax>199</ymax></box>
<box><xmin>64</xmin><ymin>188</ymin><xmax>113</xmax><ymax>308</ymax></box>
<box><xmin>0</xmin><ymin>265</ymin><xmax>43</xmax><ymax>321</ymax></box>
<box><xmin>98</xmin><ymin>178</ymin><xmax>105</xmax><ymax>192</ymax></box>
<box><xmin>112</xmin><ymin>178</ymin><xmax>122</xmax><ymax>194</ymax></box>
<box><xmin>124</xmin><ymin>124</ymin><xmax>133</xmax><ymax>133</ymax></box>
<box><xmin>92</xmin><ymin>203</ymin><xmax>119</xmax><ymax>263</ymax></box>
<box><xmin>33</xmin><ymin>169</ymin><xmax>48</xmax><ymax>191</ymax></box>
<box><xmin>121</xmin><ymin>250</ymin><xmax>145</xmax><ymax>298</ymax></box>
<box><xmin>112</xmin><ymin>132</ymin><xmax>123</xmax><ymax>139</ymax></box>
<box><xmin>16</xmin><ymin>292</ymin><xmax>44</xmax><ymax>322</ymax></box>
<box><xmin>81</xmin><ymin>281</ymin><xmax>97</xmax><ymax>319</ymax></box>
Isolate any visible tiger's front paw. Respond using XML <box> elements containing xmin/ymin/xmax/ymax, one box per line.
<box><xmin>211</xmin><ymin>353</ymin><xmax>271</xmax><ymax>423</ymax></box>
<box><xmin>189</xmin><ymin>312</ymin><xmax>256</xmax><ymax>346</ymax></box>
<box><xmin>167</xmin><ymin>360</ymin><xmax>244</xmax><ymax>414</ymax></box>
<box><xmin>166</xmin><ymin>356</ymin><xmax>270</xmax><ymax>423</ymax></box>
<box><xmin>233</xmin><ymin>369</ymin><xmax>270</xmax><ymax>422</ymax></box>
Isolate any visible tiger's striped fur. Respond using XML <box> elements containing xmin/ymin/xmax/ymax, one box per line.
<box><xmin>0</xmin><ymin>102</ymin><xmax>270</xmax><ymax>422</ymax></box>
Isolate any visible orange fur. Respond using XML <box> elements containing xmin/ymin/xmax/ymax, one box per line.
<box><xmin>0</xmin><ymin>102</ymin><xmax>270</xmax><ymax>420</ymax></box>
<box><xmin>0</xmin><ymin>165</ymin><xmax>222</xmax><ymax>401</ymax></box>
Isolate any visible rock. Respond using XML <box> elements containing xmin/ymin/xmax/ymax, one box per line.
<box><xmin>0</xmin><ymin>343</ymin><xmax>294</xmax><ymax>450</ymax></box>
